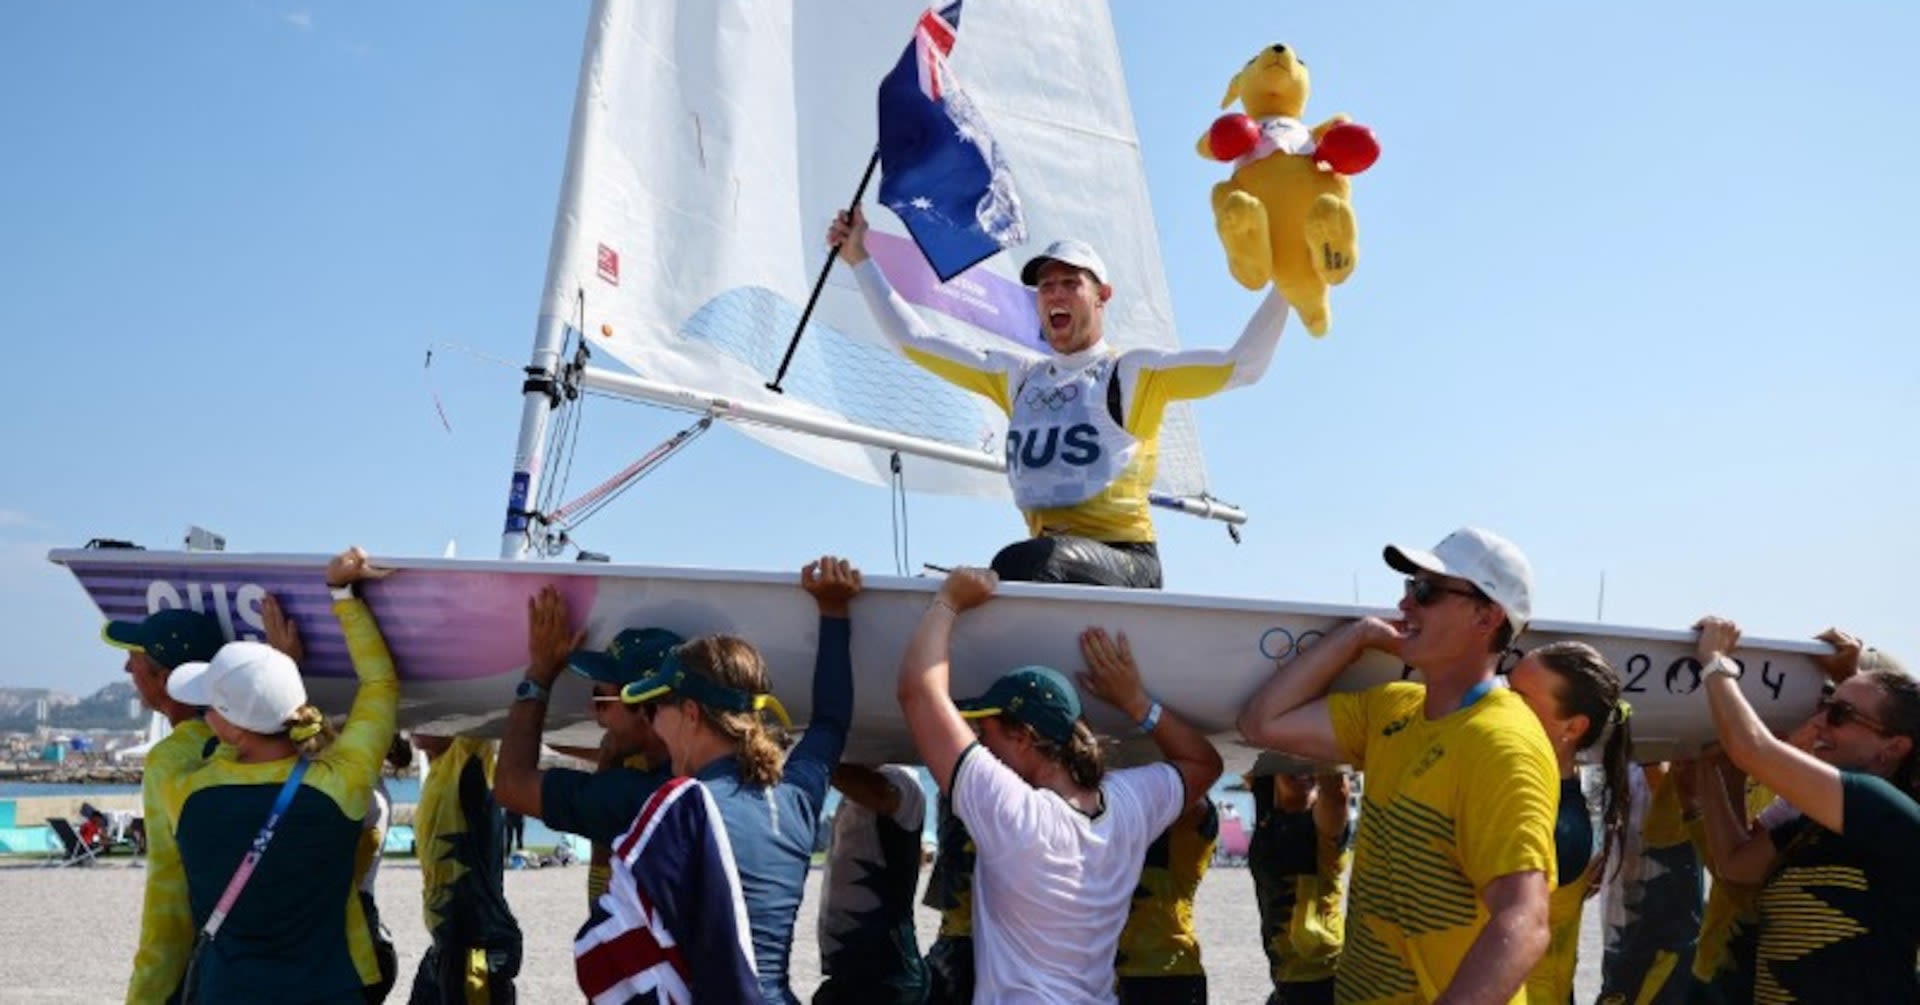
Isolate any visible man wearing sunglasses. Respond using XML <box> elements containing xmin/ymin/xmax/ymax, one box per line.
<box><xmin>1238</xmin><ymin>527</ymin><xmax>1559</xmax><ymax>1005</ymax></box>
<box><xmin>496</xmin><ymin>589</ymin><xmax>680</xmax><ymax>906</ymax></box>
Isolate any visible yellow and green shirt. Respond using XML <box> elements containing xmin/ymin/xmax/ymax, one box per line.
<box><xmin>1116</xmin><ymin>800</ymin><xmax>1218</xmax><ymax>978</ymax></box>
<box><xmin>161</xmin><ymin>598</ymin><xmax>397</xmax><ymax>1004</ymax></box>
<box><xmin>1328</xmin><ymin>682</ymin><xmax>1559</xmax><ymax>1005</ymax></box>
<box><xmin>1526</xmin><ymin>776</ymin><xmax>1598</xmax><ymax>1005</ymax></box>
<box><xmin>855</xmin><ymin>258</ymin><xmax>1287</xmax><ymax>542</ymax></box>
<box><xmin>126</xmin><ymin>718</ymin><xmax>216</xmax><ymax>1005</ymax></box>
<box><xmin>1691</xmin><ymin>779</ymin><xmax>1779</xmax><ymax>1001</ymax></box>
<box><xmin>1248</xmin><ymin>775</ymin><xmax>1353</xmax><ymax>987</ymax></box>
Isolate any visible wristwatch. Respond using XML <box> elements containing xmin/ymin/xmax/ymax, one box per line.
<box><xmin>1702</xmin><ymin>655</ymin><xmax>1742</xmax><ymax>681</ymax></box>
<box><xmin>329</xmin><ymin>583</ymin><xmax>358</xmax><ymax>602</ymax></box>
<box><xmin>514</xmin><ymin>678</ymin><xmax>551</xmax><ymax>704</ymax></box>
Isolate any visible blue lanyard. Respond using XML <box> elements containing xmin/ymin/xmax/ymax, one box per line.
<box><xmin>1459</xmin><ymin>678</ymin><xmax>1495</xmax><ymax>711</ymax></box>
<box><xmin>201</xmin><ymin>757</ymin><xmax>310</xmax><ymax>939</ymax></box>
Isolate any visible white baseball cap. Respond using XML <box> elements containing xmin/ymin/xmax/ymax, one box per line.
<box><xmin>167</xmin><ymin>641</ymin><xmax>309</xmax><ymax>735</ymax></box>
<box><xmin>1020</xmin><ymin>239</ymin><xmax>1108</xmax><ymax>286</ymax></box>
<box><xmin>1384</xmin><ymin>527</ymin><xmax>1534</xmax><ymax>631</ymax></box>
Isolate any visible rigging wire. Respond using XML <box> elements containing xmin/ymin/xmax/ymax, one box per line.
<box><xmin>531</xmin><ymin>291</ymin><xmax>593</xmax><ymax>556</ymax></box>
<box><xmin>551</xmin><ymin>416</ymin><xmax>714</xmax><ymax>537</ymax></box>
<box><xmin>889</xmin><ymin>451</ymin><xmax>910</xmax><ymax>576</ymax></box>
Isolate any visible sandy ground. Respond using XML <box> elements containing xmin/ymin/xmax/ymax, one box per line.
<box><xmin>0</xmin><ymin>859</ymin><xmax>1602</xmax><ymax>1002</ymax></box>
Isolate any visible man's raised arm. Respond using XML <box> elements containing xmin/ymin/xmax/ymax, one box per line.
<box><xmin>1238</xmin><ymin>616</ymin><xmax>1404</xmax><ymax>763</ymax></box>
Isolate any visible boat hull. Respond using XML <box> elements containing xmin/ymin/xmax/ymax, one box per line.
<box><xmin>51</xmin><ymin>549</ymin><xmax>1828</xmax><ymax>768</ymax></box>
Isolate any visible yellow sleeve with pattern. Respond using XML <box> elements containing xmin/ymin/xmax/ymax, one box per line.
<box><xmin>1329</xmin><ymin>682</ymin><xmax>1423</xmax><ymax>770</ymax></box>
<box><xmin>126</xmin><ymin>720</ymin><xmax>213</xmax><ymax>1005</ymax></box>
<box><xmin>1116</xmin><ymin>288</ymin><xmax>1289</xmax><ymax>436</ymax></box>
<box><xmin>321</xmin><ymin>597</ymin><xmax>401</xmax><ymax>825</ymax></box>
<box><xmin>1453</xmin><ymin>695</ymin><xmax>1559</xmax><ymax>889</ymax></box>
<box><xmin>852</xmin><ymin>258</ymin><xmax>1029</xmax><ymax>413</ymax></box>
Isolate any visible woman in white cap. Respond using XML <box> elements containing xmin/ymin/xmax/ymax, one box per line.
<box><xmin>158</xmin><ymin>546</ymin><xmax>398</xmax><ymax>1005</ymax></box>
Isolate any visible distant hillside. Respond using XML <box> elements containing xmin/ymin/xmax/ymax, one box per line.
<box><xmin>0</xmin><ymin>682</ymin><xmax>141</xmax><ymax>731</ymax></box>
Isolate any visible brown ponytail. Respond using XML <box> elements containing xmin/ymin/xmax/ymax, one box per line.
<box><xmin>1532</xmin><ymin>641</ymin><xmax>1632</xmax><ymax>886</ymax></box>
<box><xmin>283</xmin><ymin>704</ymin><xmax>338</xmax><ymax>758</ymax></box>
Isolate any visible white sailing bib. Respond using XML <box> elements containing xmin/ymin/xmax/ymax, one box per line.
<box><xmin>1005</xmin><ymin>354</ymin><xmax>1138</xmax><ymax>510</ymax></box>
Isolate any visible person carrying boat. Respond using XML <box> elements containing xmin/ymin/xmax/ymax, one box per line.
<box><xmin>829</xmin><ymin>207</ymin><xmax>1289</xmax><ymax>589</ymax></box>
<box><xmin>1238</xmin><ymin>527</ymin><xmax>1559</xmax><ymax>1005</ymax></box>
<box><xmin>1246</xmin><ymin>768</ymin><xmax>1352</xmax><ymax>1005</ymax></box>
<box><xmin>496</xmin><ymin>597</ymin><xmax>678</xmax><ymax>908</ymax></box>
<box><xmin>813</xmin><ymin>763</ymin><xmax>929</xmax><ymax>1004</ymax></box>
<box><xmin>897</xmin><ymin>566</ymin><xmax>1224</xmax><ymax>1001</ymax></box>
<box><xmin>920</xmin><ymin>795</ymin><xmax>978</xmax><ymax>1005</ymax></box>
<box><xmin>103</xmin><ymin>606</ymin><xmax>224</xmax><ymax>1005</ymax></box>
<box><xmin>605</xmin><ymin>556</ymin><xmax>861</xmax><ymax>1005</ymax></box>
<box><xmin>1505</xmin><ymin>641</ymin><xmax>1634</xmax><ymax>1005</ymax></box>
<box><xmin>1690</xmin><ymin>616</ymin><xmax>1920</xmax><ymax>1004</ymax></box>
<box><xmin>157</xmin><ymin>546</ymin><xmax>399</xmax><ymax>1005</ymax></box>
<box><xmin>1114</xmin><ymin>797</ymin><xmax>1219</xmax><ymax>1004</ymax></box>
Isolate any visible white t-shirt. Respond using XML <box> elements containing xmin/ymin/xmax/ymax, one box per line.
<box><xmin>952</xmin><ymin>746</ymin><xmax>1184</xmax><ymax>1004</ymax></box>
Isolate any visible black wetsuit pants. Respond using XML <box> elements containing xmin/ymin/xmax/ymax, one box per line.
<box><xmin>990</xmin><ymin>536</ymin><xmax>1162</xmax><ymax>589</ymax></box>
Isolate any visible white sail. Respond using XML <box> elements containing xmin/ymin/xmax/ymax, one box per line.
<box><xmin>534</xmin><ymin>0</ymin><xmax>1210</xmax><ymax>499</ymax></box>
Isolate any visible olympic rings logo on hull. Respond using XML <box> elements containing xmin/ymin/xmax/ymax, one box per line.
<box><xmin>1258</xmin><ymin>626</ymin><xmax>1326</xmax><ymax>664</ymax></box>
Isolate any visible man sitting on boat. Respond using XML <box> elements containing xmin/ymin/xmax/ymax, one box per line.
<box><xmin>830</xmin><ymin>207</ymin><xmax>1289</xmax><ymax>588</ymax></box>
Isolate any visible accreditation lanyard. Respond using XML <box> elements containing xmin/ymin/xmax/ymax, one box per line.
<box><xmin>200</xmin><ymin>758</ymin><xmax>310</xmax><ymax>940</ymax></box>
<box><xmin>1458</xmin><ymin>678</ymin><xmax>1495</xmax><ymax>711</ymax></box>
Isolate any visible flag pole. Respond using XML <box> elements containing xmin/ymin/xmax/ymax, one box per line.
<box><xmin>766</xmin><ymin>149</ymin><xmax>882</xmax><ymax>393</ymax></box>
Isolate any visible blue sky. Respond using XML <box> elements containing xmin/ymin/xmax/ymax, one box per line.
<box><xmin>1</xmin><ymin>2</ymin><xmax>1913</xmax><ymax>695</ymax></box>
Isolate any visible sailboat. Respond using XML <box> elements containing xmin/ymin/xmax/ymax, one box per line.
<box><xmin>50</xmin><ymin>0</ymin><xmax>1826</xmax><ymax>766</ymax></box>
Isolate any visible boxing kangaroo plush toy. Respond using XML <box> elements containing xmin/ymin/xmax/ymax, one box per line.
<box><xmin>1197</xmin><ymin>44</ymin><xmax>1376</xmax><ymax>336</ymax></box>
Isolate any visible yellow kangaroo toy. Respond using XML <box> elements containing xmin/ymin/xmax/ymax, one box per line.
<box><xmin>1197</xmin><ymin>44</ymin><xmax>1367</xmax><ymax>336</ymax></box>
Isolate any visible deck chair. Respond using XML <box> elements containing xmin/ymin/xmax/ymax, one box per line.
<box><xmin>44</xmin><ymin>817</ymin><xmax>101</xmax><ymax>868</ymax></box>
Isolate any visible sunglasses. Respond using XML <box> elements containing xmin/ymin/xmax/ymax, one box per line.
<box><xmin>1404</xmin><ymin>576</ymin><xmax>1487</xmax><ymax>608</ymax></box>
<box><xmin>1818</xmin><ymin>696</ymin><xmax>1893</xmax><ymax>735</ymax></box>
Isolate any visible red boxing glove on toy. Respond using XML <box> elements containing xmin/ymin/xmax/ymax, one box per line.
<box><xmin>1208</xmin><ymin>113</ymin><xmax>1261</xmax><ymax>160</ymax></box>
<box><xmin>1314</xmin><ymin>122</ymin><xmax>1380</xmax><ymax>175</ymax></box>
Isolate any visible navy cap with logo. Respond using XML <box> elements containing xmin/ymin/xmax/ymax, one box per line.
<box><xmin>568</xmin><ymin>627</ymin><xmax>686</xmax><ymax>688</ymax></box>
<box><xmin>619</xmin><ymin>649</ymin><xmax>792</xmax><ymax>728</ymax></box>
<box><xmin>955</xmin><ymin>665</ymin><xmax>1082</xmax><ymax>745</ymax></box>
<box><xmin>101</xmin><ymin>609</ymin><xmax>226</xmax><ymax>671</ymax></box>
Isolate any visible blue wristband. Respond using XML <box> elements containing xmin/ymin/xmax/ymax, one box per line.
<box><xmin>1137</xmin><ymin>700</ymin><xmax>1164</xmax><ymax>734</ymax></box>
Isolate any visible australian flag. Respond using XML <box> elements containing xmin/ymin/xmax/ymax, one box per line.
<box><xmin>573</xmin><ymin>777</ymin><xmax>757</xmax><ymax>1004</ymax></box>
<box><xmin>876</xmin><ymin>1</ymin><xmax>1026</xmax><ymax>282</ymax></box>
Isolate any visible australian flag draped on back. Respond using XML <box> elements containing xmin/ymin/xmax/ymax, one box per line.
<box><xmin>876</xmin><ymin>1</ymin><xmax>1027</xmax><ymax>281</ymax></box>
<box><xmin>572</xmin><ymin>777</ymin><xmax>757</xmax><ymax>1005</ymax></box>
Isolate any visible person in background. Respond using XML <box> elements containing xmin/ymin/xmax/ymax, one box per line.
<box><xmin>1247</xmin><ymin>768</ymin><xmax>1352</xmax><ymax>1005</ymax></box>
<box><xmin>1693</xmin><ymin>617</ymin><xmax>1920</xmax><ymax>1003</ymax></box>
<box><xmin>159</xmin><ymin>547</ymin><xmax>397</xmax><ymax>1004</ymax></box>
<box><xmin>103</xmin><ymin>606</ymin><xmax>224</xmax><ymax>1005</ymax></box>
<box><xmin>921</xmin><ymin>797</ymin><xmax>978</xmax><ymax>1005</ymax></box>
<box><xmin>496</xmin><ymin>596</ymin><xmax>678</xmax><ymax>910</ymax></box>
<box><xmin>1115</xmin><ymin>798</ymin><xmax>1219</xmax><ymax>1004</ymax></box>
<box><xmin>814</xmin><ymin>763</ymin><xmax>930</xmax><ymax>1004</ymax></box>
<box><xmin>408</xmin><ymin>732</ymin><xmax>521</xmax><ymax>1004</ymax></box>
<box><xmin>1504</xmin><ymin>641</ymin><xmax>1633</xmax><ymax>1004</ymax></box>
<box><xmin>1595</xmin><ymin>760</ymin><xmax>1704</xmax><ymax>1005</ymax></box>
<box><xmin>501</xmin><ymin>809</ymin><xmax>525</xmax><ymax>853</ymax></box>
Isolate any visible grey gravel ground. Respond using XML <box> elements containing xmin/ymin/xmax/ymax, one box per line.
<box><xmin>0</xmin><ymin>859</ymin><xmax>1601</xmax><ymax>1002</ymax></box>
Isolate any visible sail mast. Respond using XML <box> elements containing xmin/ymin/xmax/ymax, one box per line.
<box><xmin>501</xmin><ymin>0</ymin><xmax>616</xmax><ymax>560</ymax></box>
